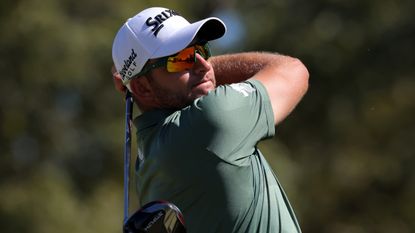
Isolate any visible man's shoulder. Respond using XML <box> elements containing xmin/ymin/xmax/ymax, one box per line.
<box><xmin>184</xmin><ymin>80</ymin><xmax>270</xmax><ymax>127</ymax></box>
<box><xmin>198</xmin><ymin>80</ymin><xmax>264</xmax><ymax>108</ymax></box>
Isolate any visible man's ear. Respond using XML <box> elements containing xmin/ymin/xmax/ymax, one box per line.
<box><xmin>111</xmin><ymin>65</ymin><xmax>127</xmax><ymax>93</ymax></box>
<box><xmin>129</xmin><ymin>77</ymin><xmax>154</xmax><ymax>101</ymax></box>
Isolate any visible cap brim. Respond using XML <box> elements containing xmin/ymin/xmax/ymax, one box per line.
<box><xmin>151</xmin><ymin>17</ymin><xmax>226</xmax><ymax>58</ymax></box>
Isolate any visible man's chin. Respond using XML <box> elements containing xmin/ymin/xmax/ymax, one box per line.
<box><xmin>191</xmin><ymin>81</ymin><xmax>215</xmax><ymax>97</ymax></box>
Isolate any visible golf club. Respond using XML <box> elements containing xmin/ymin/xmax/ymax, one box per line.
<box><xmin>123</xmin><ymin>91</ymin><xmax>187</xmax><ymax>233</ymax></box>
<box><xmin>123</xmin><ymin>90</ymin><xmax>134</xmax><ymax>223</ymax></box>
<box><xmin>123</xmin><ymin>200</ymin><xmax>186</xmax><ymax>233</ymax></box>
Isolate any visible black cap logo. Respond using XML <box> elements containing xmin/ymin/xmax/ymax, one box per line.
<box><xmin>145</xmin><ymin>9</ymin><xmax>180</xmax><ymax>37</ymax></box>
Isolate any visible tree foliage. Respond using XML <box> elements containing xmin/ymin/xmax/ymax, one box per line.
<box><xmin>1</xmin><ymin>0</ymin><xmax>414</xmax><ymax>232</ymax></box>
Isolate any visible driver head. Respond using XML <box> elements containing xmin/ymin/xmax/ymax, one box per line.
<box><xmin>123</xmin><ymin>201</ymin><xmax>186</xmax><ymax>233</ymax></box>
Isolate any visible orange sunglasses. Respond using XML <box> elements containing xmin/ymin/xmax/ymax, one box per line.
<box><xmin>134</xmin><ymin>43</ymin><xmax>211</xmax><ymax>77</ymax></box>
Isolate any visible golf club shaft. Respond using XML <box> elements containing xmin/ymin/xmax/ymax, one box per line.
<box><xmin>124</xmin><ymin>91</ymin><xmax>133</xmax><ymax>223</ymax></box>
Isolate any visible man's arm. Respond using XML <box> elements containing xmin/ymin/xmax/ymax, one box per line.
<box><xmin>210</xmin><ymin>52</ymin><xmax>309</xmax><ymax>125</ymax></box>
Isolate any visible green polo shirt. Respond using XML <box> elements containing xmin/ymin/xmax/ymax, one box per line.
<box><xmin>133</xmin><ymin>80</ymin><xmax>301</xmax><ymax>233</ymax></box>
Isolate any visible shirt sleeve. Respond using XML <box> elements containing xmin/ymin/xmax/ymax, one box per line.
<box><xmin>185</xmin><ymin>80</ymin><xmax>275</xmax><ymax>166</ymax></box>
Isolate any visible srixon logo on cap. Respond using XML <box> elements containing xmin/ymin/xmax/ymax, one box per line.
<box><xmin>146</xmin><ymin>9</ymin><xmax>180</xmax><ymax>37</ymax></box>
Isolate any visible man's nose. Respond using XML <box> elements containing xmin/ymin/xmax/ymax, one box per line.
<box><xmin>192</xmin><ymin>53</ymin><xmax>212</xmax><ymax>74</ymax></box>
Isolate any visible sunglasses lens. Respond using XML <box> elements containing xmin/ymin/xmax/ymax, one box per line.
<box><xmin>166</xmin><ymin>47</ymin><xmax>195</xmax><ymax>72</ymax></box>
<box><xmin>195</xmin><ymin>44</ymin><xmax>210</xmax><ymax>59</ymax></box>
<box><xmin>166</xmin><ymin>44</ymin><xmax>210</xmax><ymax>72</ymax></box>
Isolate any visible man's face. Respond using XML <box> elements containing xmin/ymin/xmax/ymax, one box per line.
<box><xmin>144</xmin><ymin>53</ymin><xmax>216</xmax><ymax>109</ymax></box>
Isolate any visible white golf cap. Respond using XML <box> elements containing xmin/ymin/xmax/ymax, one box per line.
<box><xmin>112</xmin><ymin>7</ymin><xmax>227</xmax><ymax>85</ymax></box>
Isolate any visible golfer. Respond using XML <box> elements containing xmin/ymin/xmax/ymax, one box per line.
<box><xmin>112</xmin><ymin>6</ymin><xmax>309</xmax><ymax>233</ymax></box>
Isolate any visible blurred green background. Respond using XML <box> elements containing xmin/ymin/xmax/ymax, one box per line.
<box><xmin>1</xmin><ymin>0</ymin><xmax>414</xmax><ymax>232</ymax></box>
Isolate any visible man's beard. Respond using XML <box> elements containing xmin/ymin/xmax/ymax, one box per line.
<box><xmin>147</xmin><ymin>79</ymin><xmax>193</xmax><ymax>110</ymax></box>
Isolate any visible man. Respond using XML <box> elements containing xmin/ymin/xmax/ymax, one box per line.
<box><xmin>112</xmin><ymin>6</ymin><xmax>309</xmax><ymax>233</ymax></box>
